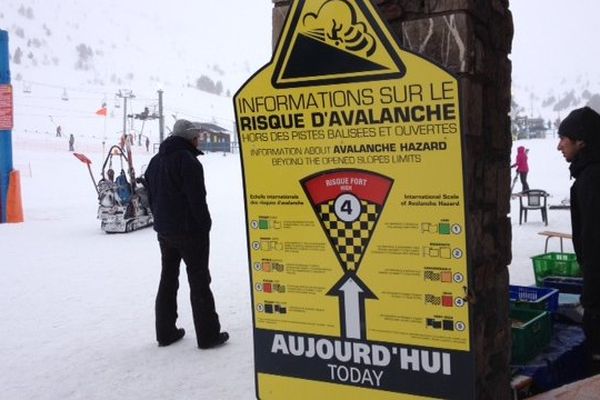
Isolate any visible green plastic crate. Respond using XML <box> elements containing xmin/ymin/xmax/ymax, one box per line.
<box><xmin>510</xmin><ymin>308</ymin><xmax>552</xmax><ymax>364</ymax></box>
<box><xmin>531</xmin><ymin>252</ymin><xmax>581</xmax><ymax>286</ymax></box>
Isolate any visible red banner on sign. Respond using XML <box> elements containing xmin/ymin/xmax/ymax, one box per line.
<box><xmin>0</xmin><ymin>84</ymin><xmax>13</xmax><ymax>130</ymax></box>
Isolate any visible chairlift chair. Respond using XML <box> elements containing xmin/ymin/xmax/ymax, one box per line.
<box><xmin>96</xmin><ymin>145</ymin><xmax>153</xmax><ymax>233</ymax></box>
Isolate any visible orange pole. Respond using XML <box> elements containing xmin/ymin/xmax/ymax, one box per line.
<box><xmin>6</xmin><ymin>169</ymin><xmax>23</xmax><ymax>223</ymax></box>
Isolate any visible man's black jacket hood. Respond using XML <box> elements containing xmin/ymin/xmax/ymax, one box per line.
<box><xmin>569</xmin><ymin>146</ymin><xmax>600</xmax><ymax>310</ymax></box>
<box><xmin>145</xmin><ymin>136</ymin><xmax>211</xmax><ymax>235</ymax></box>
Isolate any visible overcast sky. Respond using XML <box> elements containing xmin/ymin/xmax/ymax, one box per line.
<box><xmin>510</xmin><ymin>0</ymin><xmax>600</xmax><ymax>92</ymax></box>
<box><xmin>257</xmin><ymin>1</ymin><xmax>599</xmax><ymax>95</ymax></box>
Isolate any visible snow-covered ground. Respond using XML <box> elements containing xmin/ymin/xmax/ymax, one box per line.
<box><xmin>1</xmin><ymin>133</ymin><xmax>253</xmax><ymax>400</ymax></box>
<box><xmin>507</xmin><ymin>134</ymin><xmax>575</xmax><ymax>285</ymax></box>
<box><xmin>0</xmin><ymin>129</ymin><xmax>575</xmax><ymax>399</ymax></box>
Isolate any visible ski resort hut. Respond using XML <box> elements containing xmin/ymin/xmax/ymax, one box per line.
<box><xmin>515</xmin><ymin>116</ymin><xmax>547</xmax><ymax>139</ymax></box>
<box><xmin>526</xmin><ymin>117</ymin><xmax>547</xmax><ymax>138</ymax></box>
<box><xmin>192</xmin><ymin>122</ymin><xmax>231</xmax><ymax>153</ymax></box>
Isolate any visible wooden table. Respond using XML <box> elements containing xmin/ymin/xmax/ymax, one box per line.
<box><xmin>538</xmin><ymin>231</ymin><xmax>572</xmax><ymax>253</ymax></box>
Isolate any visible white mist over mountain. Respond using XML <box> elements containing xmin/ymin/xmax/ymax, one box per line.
<box><xmin>0</xmin><ymin>0</ymin><xmax>273</xmax><ymax>139</ymax></box>
<box><xmin>510</xmin><ymin>0</ymin><xmax>600</xmax><ymax>121</ymax></box>
<box><xmin>2</xmin><ymin>0</ymin><xmax>599</xmax><ymax>137</ymax></box>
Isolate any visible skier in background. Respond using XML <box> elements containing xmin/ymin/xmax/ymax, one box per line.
<box><xmin>511</xmin><ymin>146</ymin><xmax>529</xmax><ymax>192</ymax></box>
<box><xmin>68</xmin><ymin>134</ymin><xmax>75</xmax><ymax>152</ymax></box>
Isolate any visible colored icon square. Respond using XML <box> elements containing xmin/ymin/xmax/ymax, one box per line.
<box><xmin>259</xmin><ymin>219</ymin><xmax>269</xmax><ymax>229</ymax></box>
<box><xmin>443</xmin><ymin>320</ymin><xmax>454</xmax><ymax>331</ymax></box>
<box><xmin>264</xmin><ymin>304</ymin><xmax>273</xmax><ymax>314</ymax></box>
<box><xmin>263</xmin><ymin>283</ymin><xmax>272</xmax><ymax>293</ymax></box>
<box><xmin>442</xmin><ymin>295</ymin><xmax>453</xmax><ymax>307</ymax></box>
<box><xmin>426</xmin><ymin>318</ymin><xmax>441</xmax><ymax>329</ymax></box>
<box><xmin>440</xmin><ymin>247</ymin><xmax>451</xmax><ymax>259</ymax></box>
<box><xmin>441</xmin><ymin>271</ymin><xmax>452</xmax><ymax>282</ymax></box>
<box><xmin>438</xmin><ymin>223</ymin><xmax>451</xmax><ymax>235</ymax></box>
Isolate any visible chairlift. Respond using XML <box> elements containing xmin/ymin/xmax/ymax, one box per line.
<box><xmin>61</xmin><ymin>88</ymin><xmax>69</xmax><ymax>101</ymax></box>
<box><xmin>94</xmin><ymin>144</ymin><xmax>153</xmax><ymax>233</ymax></box>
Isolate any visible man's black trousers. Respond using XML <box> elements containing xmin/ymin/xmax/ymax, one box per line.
<box><xmin>155</xmin><ymin>232</ymin><xmax>221</xmax><ymax>347</ymax></box>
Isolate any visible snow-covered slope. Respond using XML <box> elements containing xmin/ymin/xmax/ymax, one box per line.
<box><xmin>510</xmin><ymin>0</ymin><xmax>600</xmax><ymax>122</ymax></box>
<box><xmin>0</xmin><ymin>0</ymin><xmax>273</xmax><ymax>139</ymax></box>
<box><xmin>3</xmin><ymin>0</ymin><xmax>600</xmax><ymax>136</ymax></box>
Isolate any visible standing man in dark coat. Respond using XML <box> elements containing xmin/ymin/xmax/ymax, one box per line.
<box><xmin>557</xmin><ymin>106</ymin><xmax>600</xmax><ymax>375</ymax></box>
<box><xmin>145</xmin><ymin>119</ymin><xmax>229</xmax><ymax>349</ymax></box>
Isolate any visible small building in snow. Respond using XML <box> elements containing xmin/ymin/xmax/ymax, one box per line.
<box><xmin>192</xmin><ymin>121</ymin><xmax>231</xmax><ymax>153</ymax></box>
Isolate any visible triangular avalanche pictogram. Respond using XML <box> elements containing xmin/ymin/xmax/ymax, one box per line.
<box><xmin>272</xmin><ymin>0</ymin><xmax>406</xmax><ymax>88</ymax></box>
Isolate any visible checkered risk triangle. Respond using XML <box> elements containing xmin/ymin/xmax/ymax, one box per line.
<box><xmin>317</xmin><ymin>199</ymin><xmax>381</xmax><ymax>271</ymax></box>
<box><xmin>301</xmin><ymin>169</ymin><xmax>393</xmax><ymax>274</ymax></box>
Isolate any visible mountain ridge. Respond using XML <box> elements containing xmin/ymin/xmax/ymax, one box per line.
<box><xmin>1</xmin><ymin>0</ymin><xmax>272</xmax><ymax>138</ymax></box>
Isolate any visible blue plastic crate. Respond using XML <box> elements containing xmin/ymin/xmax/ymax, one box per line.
<box><xmin>509</xmin><ymin>285</ymin><xmax>559</xmax><ymax>313</ymax></box>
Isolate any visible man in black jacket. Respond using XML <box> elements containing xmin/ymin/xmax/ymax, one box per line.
<box><xmin>145</xmin><ymin>119</ymin><xmax>229</xmax><ymax>349</ymax></box>
<box><xmin>557</xmin><ymin>106</ymin><xmax>600</xmax><ymax>375</ymax></box>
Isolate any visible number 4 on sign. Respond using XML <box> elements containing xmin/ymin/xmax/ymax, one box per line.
<box><xmin>335</xmin><ymin>194</ymin><xmax>361</xmax><ymax>222</ymax></box>
<box><xmin>341</xmin><ymin>200</ymin><xmax>352</xmax><ymax>215</ymax></box>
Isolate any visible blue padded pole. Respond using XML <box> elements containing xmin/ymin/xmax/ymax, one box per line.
<box><xmin>0</xmin><ymin>29</ymin><xmax>13</xmax><ymax>222</ymax></box>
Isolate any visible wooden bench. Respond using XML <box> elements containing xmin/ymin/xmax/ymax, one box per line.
<box><xmin>538</xmin><ymin>231</ymin><xmax>572</xmax><ymax>253</ymax></box>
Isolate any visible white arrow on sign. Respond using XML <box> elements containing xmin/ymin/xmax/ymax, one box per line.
<box><xmin>339</xmin><ymin>276</ymin><xmax>365</xmax><ymax>340</ymax></box>
<box><xmin>327</xmin><ymin>273</ymin><xmax>377</xmax><ymax>340</ymax></box>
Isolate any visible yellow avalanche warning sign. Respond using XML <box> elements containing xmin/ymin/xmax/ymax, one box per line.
<box><xmin>234</xmin><ymin>1</ymin><xmax>474</xmax><ymax>399</ymax></box>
